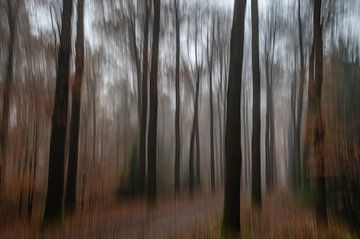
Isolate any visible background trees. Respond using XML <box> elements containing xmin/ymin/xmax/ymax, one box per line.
<box><xmin>0</xmin><ymin>0</ymin><xmax>359</xmax><ymax>236</ymax></box>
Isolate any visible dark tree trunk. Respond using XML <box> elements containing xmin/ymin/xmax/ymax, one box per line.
<box><xmin>189</xmin><ymin>69</ymin><xmax>200</xmax><ymax>194</ymax></box>
<box><xmin>265</xmin><ymin>59</ymin><xmax>274</xmax><ymax>192</ymax></box>
<box><xmin>189</xmin><ymin>14</ymin><xmax>201</xmax><ymax>194</ymax></box>
<box><xmin>65</xmin><ymin>0</ymin><xmax>85</xmax><ymax>214</ymax></box>
<box><xmin>174</xmin><ymin>0</ymin><xmax>181</xmax><ymax>193</ymax></box>
<box><xmin>292</xmin><ymin>0</ymin><xmax>306</xmax><ymax>192</ymax></box>
<box><xmin>303</xmin><ymin>43</ymin><xmax>315</xmax><ymax>191</ymax></box>
<box><xmin>313</xmin><ymin>0</ymin><xmax>327</xmax><ymax>225</ymax></box>
<box><xmin>251</xmin><ymin>0</ymin><xmax>261</xmax><ymax>208</ymax></box>
<box><xmin>0</xmin><ymin>0</ymin><xmax>18</xmax><ymax>189</ymax></box>
<box><xmin>207</xmin><ymin>20</ymin><xmax>215</xmax><ymax>193</ymax></box>
<box><xmin>265</xmin><ymin>21</ymin><xmax>277</xmax><ymax>193</ymax></box>
<box><xmin>195</xmin><ymin>115</ymin><xmax>201</xmax><ymax>188</ymax></box>
<box><xmin>222</xmin><ymin>0</ymin><xmax>247</xmax><ymax>233</ymax></box>
<box><xmin>139</xmin><ymin>0</ymin><xmax>150</xmax><ymax>195</ymax></box>
<box><xmin>43</xmin><ymin>0</ymin><xmax>73</xmax><ymax>224</ymax></box>
<box><xmin>147</xmin><ymin>0</ymin><xmax>161</xmax><ymax>201</ymax></box>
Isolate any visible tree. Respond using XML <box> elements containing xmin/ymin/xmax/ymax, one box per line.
<box><xmin>313</xmin><ymin>0</ymin><xmax>327</xmax><ymax>225</ymax></box>
<box><xmin>139</xmin><ymin>0</ymin><xmax>151</xmax><ymax>195</ymax></box>
<box><xmin>222</xmin><ymin>0</ymin><xmax>247</xmax><ymax>233</ymax></box>
<box><xmin>0</xmin><ymin>0</ymin><xmax>18</xmax><ymax>190</ymax></box>
<box><xmin>251</xmin><ymin>0</ymin><xmax>261</xmax><ymax>207</ymax></box>
<box><xmin>43</xmin><ymin>0</ymin><xmax>73</xmax><ymax>224</ymax></box>
<box><xmin>264</xmin><ymin>1</ymin><xmax>279</xmax><ymax>192</ymax></box>
<box><xmin>147</xmin><ymin>0</ymin><xmax>161</xmax><ymax>201</ymax></box>
<box><xmin>188</xmin><ymin>8</ymin><xmax>202</xmax><ymax>194</ymax></box>
<box><xmin>206</xmin><ymin>16</ymin><xmax>216</xmax><ymax>193</ymax></box>
<box><xmin>174</xmin><ymin>0</ymin><xmax>181</xmax><ymax>193</ymax></box>
<box><xmin>65</xmin><ymin>0</ymin><xmax>85</xmax><ymax>214</ymax></box>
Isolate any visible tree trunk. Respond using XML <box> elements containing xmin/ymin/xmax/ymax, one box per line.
<box><xmin>207</xmin><ymin>20</ymin><xmax>215</xmax><ymax>193</ymax></box>
<box><xmin>139</xmin><ymin>0</ymin><xmax>150</xmax><ymax>195</ymax></box>
<box><xmin>65</xmin><ymin>0</ymin><xmax>85</xmax><ymax>214</ymax></box>
<box><xmin>43</xmin><ymin>0</ymin><xmax>73</xmax><ymax>224</ymax></box>
<box><xmin>313</xmin><ymin>0</ymin><xmax>327</xmax><ymax>225</ymax></box>
<box><xmin>174</xmin><ymin>0</ymin><xmax>181</xmax><ymax>193</ymax></box>
<box><xmin>195</xmin><ymin>115</ymin><xmax>201</xmax><ymax>188</ymax></box>
<box><xmin>251</xmin><ymin>0</ymin><xmax>261</xmax><ymax>208</ymax></box>
<box><xmin>188</xmin><ymin>69</ymin><xmax>200</xmax><ymax>194</ymax></box>
<box><xmin>222</xmin><ymin>0</ymin><xmax>247</xmax><ymax>233</ymax></box>
<box><xmin>147</xmin><ymin>0</ymin><xmax>161</xmax><ymax>201</ymax></box>
<box><xmin>0</xmin><ymin>0</ymin><xmax>18</xmax><ymax>189</ymax></box>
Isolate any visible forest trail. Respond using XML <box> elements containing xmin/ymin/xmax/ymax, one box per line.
<box><xmin>1</xmin><ymin>190</ymin><xmax>355</xmax><ymax>239</ymax></box>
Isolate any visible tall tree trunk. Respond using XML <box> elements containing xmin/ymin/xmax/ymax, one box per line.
<box><xmin>207</xmin><ymin>20</ymin><xmax>215</xmax><ymax>193</ymax></box>
<box><xmin>265</xmin><ymin>58</ymin><xmax>273</xmax><ymax>192</ymax></box>
<box><xmin>43</xmin><ymin>0</ymin><xmax>73</xmax><ymax>224</ymax></box>
<box><xmin>147</xmin><ymin>0</ymin><xmax>161</xmax><ymax>201</ymax></box>
<box><xmin>189</xmin><ymin>69</ymin><xmax>200</xmax><ymax>194</ymax></box>
<box><xmin>195</xmin><ymin>115</ymin><xmax>201</xmax><ymax>187</ymax></box>
<box><xmin>139</xmin><ymin>0</ymin><xmax>150</xmax><ymax>195</ymax></box>
<box><xmin>0</xmin><ymin>0</ymin><xmax>18</xmax><ymax>189</ymax></box>
<box><xmin>303</xmin><ymin>43</ymin><xmax>315</xmax><ymax>192</ymax></box>
<box><xmin>174</xmin><ymin>0</ymin><xmax>181</xmax><ymax>193</ymax></box>
<box><xmin>292</xmin><ymin>0</ymin><xmax>306</xmax><ymax>192</ymax></box>
<box><xmin>313</xmin><ymin>0</ymin><xmax>327</xmax><ymax>225</ymax></box>
<box><xmin>251</xmin><ymin>0</ymin><xmax>261</xmax><ymax>208</ymax></box>
<box><xmin>222</xmin><ymin>0</ymin><xmax>247</xmax><ymax>233</ymax></box>
<box><xmin>65</xmin><ymin>0</ymin><xmax>85</xmax><ymax>214</ymax></box>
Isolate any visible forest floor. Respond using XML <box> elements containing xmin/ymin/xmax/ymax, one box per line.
<box><xmin>0</xmin><ymin>189</ymin><xmax>357</xmax><ymax>239</ymax></box>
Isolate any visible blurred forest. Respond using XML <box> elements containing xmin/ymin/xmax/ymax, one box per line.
<box><xmin>0</xmin><ymin>0</ymin><xmax>359</xmax><ymax>238</ymax></box>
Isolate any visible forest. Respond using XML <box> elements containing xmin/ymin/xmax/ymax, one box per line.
<box><xmin>0</xmin><ymin>0</ymin><xmax>360</xmax><ymax>238</ymax></box>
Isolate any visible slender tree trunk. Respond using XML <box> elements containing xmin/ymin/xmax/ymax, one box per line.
<box><xmin>43</xmin><ymin>0</ymin><xmax>73</xmax><ymax>224</ymax></box>
<box><xmin>251</xmin><ymin>0</ymin><xmax>261</xmax><ymax>208</ymax></box>
<box><xmin>195</xmin><ymin>115</ymin><xmax>201</xmax><ymax>188</ymax></box>
<box><xmin>222</xmin><ymin>0</ymin><xmax>247</xmax><ymax>233</ymax></box>
<box><xmin>208</xmin><ymin>21</ymin><xmax>215</xmax><ymax>193</ymax></box>
<box><xmin>265</xmin><ymin>58</ymin><xmax>273</xmax><ymax>192</ymax></box>
<box><xmin>303</xmin><ymin>43</ymin><xmax>315</xmax><ymax>191</ymax></box>
<box><xmin>313</xmin><ymin>0</ymin><xmax>327</xmax><ymax>225</ymax></box>
<box><xmin>174</xmin><ymin>0</ymin><xmax>181</xmax><ymax>193</ymax></box>
<box><xmin>292</xmin><ymin>0</ymin><xmax>306</xmax><ymax>192</ymax></box>
<box><xmin>0</xmin><ymin>0</ymin><xmax>18</xmax><ymax>189</ymax></box>
<box><xmin>147</xmin><ymin>0</ymin><xmax>161</xmax><ymax>201</ymax></box>
<box><xmin>139</xmin><ymin>0</ymin><xmax>150</xmax><ymax>195</ymax></box>
<box><xmin>65</xmin><ymin>0</ymin><xmax>85</xmax><ymax>214</ymax></box>
<box><xmin>189</xmin><ymin>70</ymin><xmax>200</xmax><ymax>194</ymax></box>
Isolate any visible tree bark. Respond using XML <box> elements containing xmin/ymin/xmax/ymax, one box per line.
<box><xmin>43</xmin><ymin>0</ymin><xmax>73</xmax><ymax>224</ymax></box>
<box><xmin>65</xmin><ymin>0</ymin><xmax>85</xmax><ymax>214</ymax></box>
<box><xmin>251</xmin><ymin>0</ymin><xmax>261</xmax><ymax>208</ymax></box>
<box><xmin>147</xmin><ymin>0</ymin><xmax>161</xmax><ymax>201</ymax></box>
<box><xmin>222</xmin><ymin>0</ymin><xmax>247</xmax><ymax>233</ymax></box>
<box><xmin>139</xmin><ymin>0</ymin><xmax>150</xmax><ymax>196</ymax></box>
<box><xmin>207</xmin><ymin>19</ymin><xmax>215</xmax><ymax>193</ymax></box>
<box><xmin>0</xmin><ymin>0</ymin><xmax>18</xmax><ymax>189</ymax></box>
<box><xmin>313</xmin><ymin>0</ymin><xmax>327</xmax><ymax>225</ymax></box>
<box><xmin>174</xmin><ymin>0</ymin><xmax>181</xmax><ymax>193</ymax></box>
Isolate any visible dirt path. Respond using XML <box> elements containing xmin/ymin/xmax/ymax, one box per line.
<box><xmin>1</xmin><ymin>191</ymin><xmax>356</xmax><ymax>239</ymax></box>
